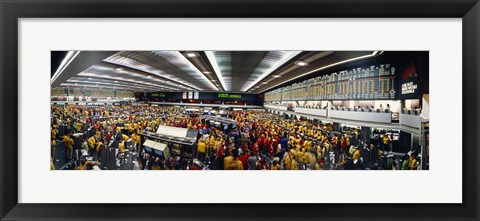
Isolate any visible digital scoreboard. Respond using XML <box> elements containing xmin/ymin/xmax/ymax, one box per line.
<box><xmin>266</xmin><ymin>64</ymin><xmax>398</xmax><ymax>101</ymax></box>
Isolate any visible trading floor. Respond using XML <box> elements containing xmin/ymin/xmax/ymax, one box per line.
<box><xmin>50</xmin><ymin>104</ymin><xmax>426</xmax><ymax>170</ymax></box>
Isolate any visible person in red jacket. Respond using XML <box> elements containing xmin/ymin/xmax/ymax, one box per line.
<box><xmin>252</xmin><ymin>142</ymin><xmax>259</xmax><ymax>154</ymax></box>
<box><xmin>237</xmin><ymin>152</ymin><xmax>249</xmax><ymax>169</ymax></box>
<box><xmin>217</xmin><ymin>145</ymin><xmax>225</xmax><ymax>170</ymax></box>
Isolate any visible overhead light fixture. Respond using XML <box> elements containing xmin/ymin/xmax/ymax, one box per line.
<box><xmin>241</xmin><ymin>51</ymin><xmax>301</xmax><ymax>92</ymax></box>
<box><xmin>205</xmin><ymin>51</ymin><xmax>228</xmax><ymax>91</ymax></box>
<box><xmin>203</xmin><ymin>71</ymin><xmax>210</xmax><ymax>74</ymax></box>
<box><xmin>186</xmin><ymin>52</ymin><xmax>197</xmax><ymax>58</ymax></box>
<box><xmin>50</xmin><ymin>51</ymin><xmax>81</xmax><ymax>84</ymax></box>
<box><xmin>262</xmin><ymin>82</ymin><xmax>268</xmax><ymax>84</ymax></box>
<box><xmin>168</xmin><ymin>51</ymin><xmax>218</xmax><ymax>91</ymax></box>
<box><xmin>114</xmin><ymin>81</ymin><xmax>118</xmax><ymax>83</ymax></box>
<box><xmin>88</xmin><ymin>78</ymin><xmax>93</xmax><ymax>80</ymax></box>
<box><xmin>272</xmin><ymin>75</ymin><xmax>281</xmax><ymax>78</ymax></box>
<box><xmin>295</xmin><ymin>61</ymin><xmax>309</xmax><ymax>66</ymax></box>
<box><xmin>105</xmin><ymin>52</ymin><xmax>205</xmax><ymax>91</ymax></box>
<box><xmin>115</xmin><ymin>67</ymin><xmax>123</xmax><ymax>71</ymax></box>
<box><xmin>211</xmin><ymin>80</ymin><xmax>216</xmax><ymax>82</ymax></box>
<box><xmin>146</xmin><ymin>76</ymin><xmax>152</xmax><ymax>78</ymax></box>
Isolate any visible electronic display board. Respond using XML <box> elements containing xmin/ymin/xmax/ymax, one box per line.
<box><xmin>266</xmin><ymin>64</ymin><xmax>397</xmax><ymax>101</ymax></box>
<box><xmin>265</xmin><ymin>51</ymin><xmax>428</xmax><ymax>102</ymax></box>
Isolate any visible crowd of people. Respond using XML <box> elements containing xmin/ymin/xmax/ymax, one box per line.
<box><xmin>50</xmin><ymin>104</ymin><xmax>421</xmax><ymax>170</ymax></box>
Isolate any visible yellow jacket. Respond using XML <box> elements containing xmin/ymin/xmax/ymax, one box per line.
<box><xmin>284</xmin><ymin>155</ymin><xmax>297</xmax><ymax>170</ymax></box>
<box><xmin>296</xmin><ymin>150</ymin><xmax>304</xmax><ymax>163</ymax></box>
<box><xmin>234</xmin><ymin>160</ymin><xmax>243</xmax><ymax>170</ymax></box>
<box><xmin>209</xmin><ymin>136</ymin><xmax>216</xmax><ymax>146</ymax></box>
<box><xmin>88</xmin><ymin>136</ymin><xmax>96</xmax><ymax>149</ymax></box>
<box><xmin>223</xmin><ymin>156</ymin><xmax>235</xmax><ymax>170</ymax></box>
<box><xmin>51</xmin><ymin>128</ymin><xmax>57</xmax><ymax>139</ymax></box>
<box><xmin>409</xmin><ymin>157</ymin><xmax>417</xmax><ymax>170</ymax></box>
<box><xmin>353</xmin><ymin>149</ymin><xmax>361</xmax><ymax>161</ymax></box>
<box><xmin>64</xmin><ymin>135</ymin><xmax>74</xmax><ymax>149</ymax></box>
<box><xmin>96</xmin><ymin>142</ymin><xmax>103</xmax><ymax>153</ymax></box>
<box><xmin>271</xmin><ymin>164</ymin><xmax>280</xmax><ymax>170</ymax></box>
<box><xmin>197</xmin><ymin>142</ymin><xmax>207</xmax><ymax>153</ymax></box>
<box><xmin>50</xmin><ymin>157</ymin><xmax>55</xmax><ymax>170</ymax></box>
<box><xmin>119</xmin><ymin>142</ymin><xmax>126</xmax><ymax>153</ymax></box>
<box><xmin>122</xmin><ymin>134</ymin><xmax>129</xmax><ymax>141</ymax></box>
<box><xmin>383</xmin><ymin>135</ymin><xmax>389</xmax><ymax>144</ymax></box>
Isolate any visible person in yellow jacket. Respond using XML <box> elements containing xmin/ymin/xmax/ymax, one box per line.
<box><xmin>352</xmin><ymin>147</ymin><xmax>361</xmax><ymax>161</ymax></box>
<box><xmin>382</xmin><ymin>134</ymin><xmax>389</xmax><ymax>150</ymax></box>
<box><xmin>305</xmin><ymin>140</ymin><xmax>312</xmax><ymax>150</ymax></box>
<box><xmin>88</xmin><ymin>136</ymin><xmax>96</xmax><ymax>149</ymax></box>
<box><xmin>234</xmin><ymin>157</ymin><xmax>243</xmax><ymax>170</ymax></box>
<box><xmin>76</xmin><ymin>122</ymin><xmax>83</xmax><ymax>132</ymax></box>
<box><xmin>296</xmin><ymin>148</ymin><xmax>304</xmax><ymax>168</ymax></box>
<box><xmin>63</xmin><ymin>133</ymin><xmax>74</xmax><ymax>160</ymax></box>
<box><xmin>223</xmin><ymin>154</ymin><xmax>236</xmax><ymax>170</ymax></box>
<box><xmin>315</xmin><ymin>159</ymin><xmax>324</xmax><ymax>170</ymax></box>
<box><xmin>96</xmin><ymin>141</ymin><xmax>103</xmax><ymax>154</ymax></box>
<box><xmin>270</xmin><ymin>160</ymin><xmax>280</xmax><ymax>170</ymax></box>
<box><xmin>130</xmin><ymin>133</ymin><xmax>139</xmax><ymax>151</ymax></box>
<box><xmin>119</xmin><ymin>140</ymin><xmax>126</xmax><ymax>154</ymax></box>
<box><xmin>196</xmin><ymin>140</ymin><xmax>207</xmax><ymax>162</ymax></box>
<box><xmin>122</xmin><ymin>133</ymin><xmax>129</xmax><ymax>142</ymax></box>
<box><xmin>50</xmin><ymin>157</ymin><xmax>56</xmax><ymax>170</ymax></box>
<box><xmin>409</xmin><ymin>155</ymin><xmax>417</xmax><ymax>170</ymax></box>
<box><xmin>51</xmin><ymin>126</ymin><xmax>57</xmax><ymax>140</ymax></box>
<box><xmin>95</xmin><ymin>130</ymin><xmax>101</xmax><ymax>140</ymax></box>
<box><xmin>208</xmin><ymin>134</ymin><xmax>216</xmax><ymax>150</ymax></box>
<box><xmin>75</xmin><ymin>158</ymin><xmax>95</xmax><ymax>170</ymax></box>
<box><xmin>51</xmin><ymin>140</ymin><xmax>57</xmax><ymax>157</ymax></box>
<box><xmin>284</xmin><ymin>150</ymin><xmax>298</xmax><ymax>170</ymax></box>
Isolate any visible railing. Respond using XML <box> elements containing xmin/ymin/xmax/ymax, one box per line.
<box><xmin>294</xmin><ymin>106</ymin><xmax>328</xmax><ymax>117</ymax></box>
<box><xmin>329</xmin><ymin>107</ymin><xmax>392</xmax><ymax>123</ymax></box>
<box><xmin>263</xmin><ymin>104</ymin><xmax>288</xmax><ymax>111</ymax></box>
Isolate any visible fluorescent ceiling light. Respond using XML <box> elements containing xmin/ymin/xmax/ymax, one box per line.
<box><xmin>50</xmin><ymin>51</ymin><xmax>81</xmax><ymax>84</ymax></box>
<box><xmin>173</xmin><ymin>51</ymin><xmax>218</xmax><ymax>91</ymax></box>
<box><xmin>186</xmin><ymin>52</ymin><xmax>197</xmax><ymax>58</ymax></box>
<box><xmin>104</xmin><ymin>52</ymin><xmax>203</xmax><ymax>91</ymax></box>
<box><xmin>77</xmin><ymin>71</ymin><xmax>178</xmax><ymax>91</ymax></box>
<box><xmin>146</xmin><ymin>76</ymin><xmax>152</xmax><ymax>78</ymax></box>
<box><xmin>205</xmin><ymin>51</ymin><xmax>227</xmax><ymax>91</ymax></box>
<box><xmin>242</xmin><ymin>51</ymin><xmax>301</xmax><ymax>92</ymax></box>
<box><xmin>272</xmin><ymin>75</ymin><xmax>281</xmax><ymax>78</ymax></box>
<box><xmin>262</xmin><ymin>82</ymin><xmax>268</xmax><ymax>84</ymax></box>
<box><xmin>115</xmin><ymin>67</ymin><xmax>123</xmax><ymax>71</ymax></box>
<box><xmin>295</xmin><ymin>61</ymin><xmax>309</xmax><ymax>66</ymax></box>
<box><xmin>203</xmin><ymin>71</ymin><xmax>210</xmax><ymax>74</ymax></box>
<box><xmin>260</xmin><ymin>51</ymin><xmax>380</xmax><ymax>93</ymax></box>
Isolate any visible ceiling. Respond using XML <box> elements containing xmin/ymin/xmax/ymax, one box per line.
<box><xmin>51</xmin><ymin>50</ymin><xmax>378</xmax><ymax>94</ymax></box>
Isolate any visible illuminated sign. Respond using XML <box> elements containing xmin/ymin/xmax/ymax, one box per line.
<box><xmin>151</xmin><ymin>92</ymin><xmax>166</xmax><ymax>97</ymax></box>
<box><xmin>402</xmin><ymin>63</ymin><xmax>417</xmax><ymax>80</ymax></box>
<box><xmin>218</xmin><ymin>93</ymin><xmax>241</xmax><ymax>99</ymax></box>
<box><xmin>401</xmin><ymin>82</ymin><xmax>418</xmax><ymax>94</ymax></box>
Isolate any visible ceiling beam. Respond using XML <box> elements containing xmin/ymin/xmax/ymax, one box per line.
<box><xmin>51</xmin><ymin>51</ymin><xmax>120</xmax><ymax>87</ymax></box>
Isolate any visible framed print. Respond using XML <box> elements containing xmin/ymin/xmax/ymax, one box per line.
<box><xmin>1</xmin><ymin>0</ymin><xmax>479</xmax><ymax>220</ymax></box>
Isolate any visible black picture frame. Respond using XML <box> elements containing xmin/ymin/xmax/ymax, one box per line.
<box><xmin>1</xmin><ymin>0</ymin><xmax>479</xmax><ymax>220</ymax></box>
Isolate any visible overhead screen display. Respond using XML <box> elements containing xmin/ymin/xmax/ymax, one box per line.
<box><xmin>266</xmin><ymin>64</ymin><xmax>397</xmax><ymax>101</ymax></box>
<box><xmin>265</xmin><ymin>51</ymin><xmax>428</xmax><ymax>101</ymax></box>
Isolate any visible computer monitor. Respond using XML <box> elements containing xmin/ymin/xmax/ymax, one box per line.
<box><xmin>143</xmin><ymin>139</ymin><xmax>156</xmax><ymax>154</ymax></box>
